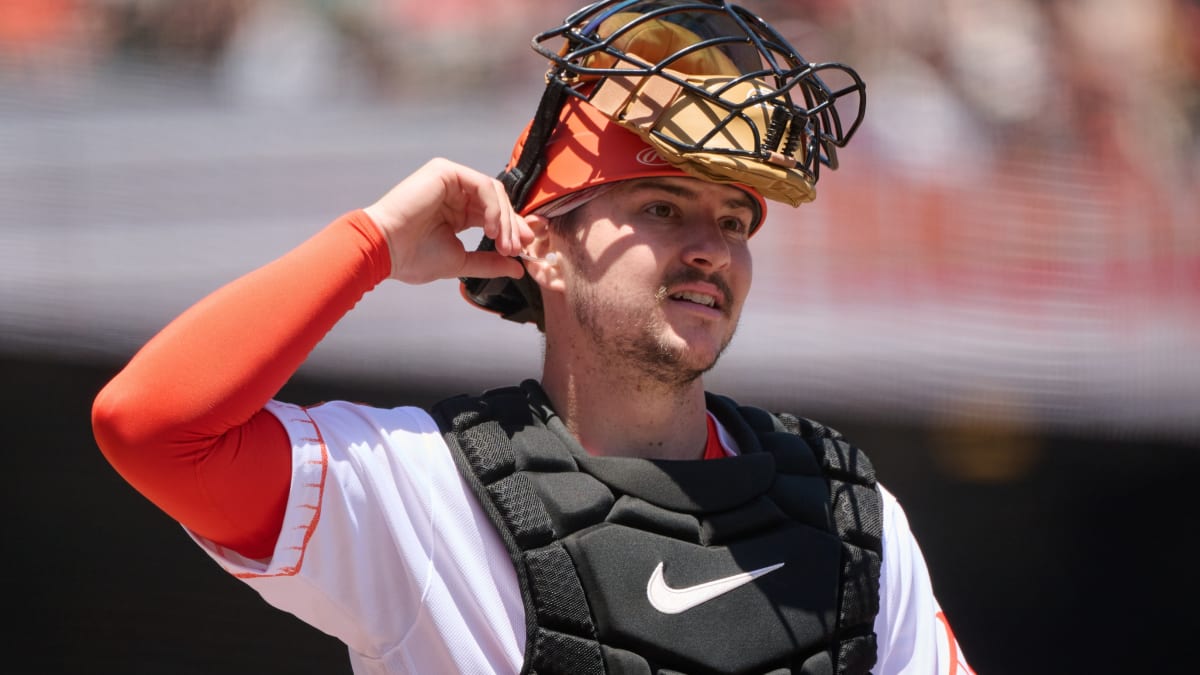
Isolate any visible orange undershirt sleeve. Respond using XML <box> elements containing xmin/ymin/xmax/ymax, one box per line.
<box><xmin>92</xmin><ymin>210</ymin><xmax>391</xmax><ymax>559</ymax></box>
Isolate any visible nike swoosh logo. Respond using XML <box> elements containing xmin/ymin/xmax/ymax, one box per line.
<box><xmin>646</xmin><ymin>561</ymin><xmax>785</xmax><ymax>614</ymax></box>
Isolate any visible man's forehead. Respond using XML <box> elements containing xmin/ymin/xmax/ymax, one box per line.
<box><xmin>611</xmin><ymin>177</ymin><xmax>758</xmax><ymax>210</ymax></box>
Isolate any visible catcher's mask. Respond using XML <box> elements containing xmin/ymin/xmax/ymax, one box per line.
<box><xmin>462</xmin><ymin>0</ymin><xmax>866</xmax><ymax>325</ymax></box>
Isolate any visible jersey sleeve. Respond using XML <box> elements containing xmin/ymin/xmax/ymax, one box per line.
<box><xmin>186</xmin><ymin>400</ymin><xmax>526</xmax><ymax>671</ymax></box>
<box><xmin>91</xmin><ymin>210</ymin><xmax>392</xmax><ymax>559</ymax></box>
<box><xmin>873</xmin><ymin>484</ymin><xmax>975</xmax><ymax>675</ymax></box>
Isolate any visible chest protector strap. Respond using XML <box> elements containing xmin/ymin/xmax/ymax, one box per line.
<box><xmin>432</xmin><ymin>380</ymin><xmax>882</xmax><ymax>675</ymax></box>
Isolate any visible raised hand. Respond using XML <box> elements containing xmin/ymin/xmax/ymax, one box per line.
<box><xmin>364</xmin><ymin>157</ymin><xmax>535</xmax><ymax>285</ymax></box>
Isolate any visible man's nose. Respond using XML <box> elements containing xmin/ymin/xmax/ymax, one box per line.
<box><xmin>681</xmin><ymin>218</ymin><xmax>732</xmax><ymax>270</ymax></box>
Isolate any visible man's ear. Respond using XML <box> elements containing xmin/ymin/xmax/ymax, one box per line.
<box><xmin>524</xmin><ymin>213</ymin><xmax>551</xmax><ymax>244</ymax></box>
<box><xmin>522</xmin><ymin>214</ymin><xmax>563</xmax><ymax>286</ymax></box>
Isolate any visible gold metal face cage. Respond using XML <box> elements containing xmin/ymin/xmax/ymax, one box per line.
<box><xmin>465</xmin><ymin>0</ymin><xmax>867</xmax><ymax>324</ymax></box>
<box><xmin>530</xmin><ymin>0</ymin><xmax>866</xmax><ymax>203</ymax></box>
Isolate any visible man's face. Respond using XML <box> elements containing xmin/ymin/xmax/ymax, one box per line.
<box><xmin>552</xmin><ymin>176</ymin><xmax>756</xmax><ymax>385</ymax></box>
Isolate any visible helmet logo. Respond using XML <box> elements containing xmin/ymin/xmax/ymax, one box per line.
<box><xmin>636</xmin><ymin>147</ymin><xmax>670</xmax><ymax>166</ymax></box>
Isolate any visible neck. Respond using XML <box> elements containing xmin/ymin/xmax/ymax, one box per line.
<box><xmin>540</xmin><ymin>348</ymin><xmax>709</xmax><ymax>461</ymax></box>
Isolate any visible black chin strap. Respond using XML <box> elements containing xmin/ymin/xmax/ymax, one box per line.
<box><xmin>499</xmin><ymin>77</ymin><xmax>572</xmax><ymax>207</ymax></box>
<box><xmin>460</xmin><ymin>78</ymin><xmax>574</xmax><ymax>324</ymax></box>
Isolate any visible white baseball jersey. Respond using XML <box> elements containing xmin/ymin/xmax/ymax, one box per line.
<box><xmin>187</xmin><ymin>399</ymin><xmax>972</xmax><ymax>675</ymax></box>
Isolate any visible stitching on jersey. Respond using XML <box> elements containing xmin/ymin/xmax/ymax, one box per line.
<box><xmin>233</xmin><ymin>405</ymin><xmax>328</xmax><ymax>579</ymax></box>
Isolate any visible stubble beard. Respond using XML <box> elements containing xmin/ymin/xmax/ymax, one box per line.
<box><xmin>570</xmin><ymin>281</ymin><xmax>735</xmax><ymax>389</ymax></box>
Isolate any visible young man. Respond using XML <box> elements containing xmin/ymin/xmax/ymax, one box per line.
<box><xmin>93</xmin><ymin>1</ymin><xmax>972</xmax><ymax>673</ymax></box>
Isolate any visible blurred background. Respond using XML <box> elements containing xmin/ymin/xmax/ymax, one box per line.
<box><xmin>3</xmin><ymin>0</ymin><xmax>1197</xmax><ymax>673</ymax></box>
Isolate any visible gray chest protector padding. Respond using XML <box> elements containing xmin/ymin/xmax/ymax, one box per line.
<box><xmin>431</xmin><ymin>380</ymin><xmax>882</xmax><ymax>675</ymax></box>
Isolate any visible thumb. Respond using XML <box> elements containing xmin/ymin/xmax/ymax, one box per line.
<box><xmin>458</xmin><ymin>250</ymin><xmax>527</xmax><ymax>281</ymax></box>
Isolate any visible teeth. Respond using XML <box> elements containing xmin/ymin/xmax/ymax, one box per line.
<box><xmin>672</xmin><ymin>291</ymin><xmax>716</xmax><ymax>307</ymax></box>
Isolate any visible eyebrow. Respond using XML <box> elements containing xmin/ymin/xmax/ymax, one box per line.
<box><xmin>628</xmin><ymin>179</ymin><xmax>756</xmax><ymax>213</ymax></box>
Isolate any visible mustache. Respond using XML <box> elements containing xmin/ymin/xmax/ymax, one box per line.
<box><xmin>658</xmin><ymin>268</ymin><xmax>734</xmax><ymax>313</ymax></box>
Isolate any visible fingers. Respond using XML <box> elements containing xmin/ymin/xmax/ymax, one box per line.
<box><xmin>366</xmin><ymin>158</ymin><xmax>537</xmax><ymax>284</ymax></box>
<box><xmin>452</xmin><ymin>165</ymin><xmax>532</xmax><ymax>257</ymax></box>
<box><xmin>459</xmin><ymin>249</ymin><xmax>528</xmax><ymax>281</ymax></box>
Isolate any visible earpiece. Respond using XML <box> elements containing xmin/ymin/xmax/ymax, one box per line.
<box><xmin>519</xmin><ymin>251</ymin><xmax>558</xmax><ymax>265</ymax></box>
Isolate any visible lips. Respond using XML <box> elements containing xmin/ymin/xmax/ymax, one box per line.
<box><xmin>665</xmin><ymin>278</ymin><xmax>731</xmax><ymax>315</ymax></box>
<box><xmin>661</xmin><ymin>269</ymin><xmax>734</xmax><ymax>316</ymax></box>
<box><xmin>670</xmin><ymin>290</ymin><xmax>719</xmax><ymax>309</ymax></box>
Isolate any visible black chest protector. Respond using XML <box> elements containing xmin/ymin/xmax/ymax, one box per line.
<box><xmin>431</xmin><ymin>381</ymin><xmax>882</xmax><ymax>675</ymax></box>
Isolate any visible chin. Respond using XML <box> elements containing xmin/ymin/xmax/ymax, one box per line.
<box><xmin>663</xmin><ymin>331</ymin><xmax>727</xmax><ymax>372</ymax></box>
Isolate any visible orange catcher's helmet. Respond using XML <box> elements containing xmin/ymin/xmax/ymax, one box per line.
<box><xmin>462</xmin><ymin>0</ymin><xmax>865</xmax><ymax>324</ymax></box>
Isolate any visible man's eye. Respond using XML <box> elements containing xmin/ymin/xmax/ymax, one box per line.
<box><xmin>646</xmin><ymin>203</ymin><xmax>677</xmax><ymax>219</ymax></box>
<box><xmin>721</xmin><ymin>217</ymin><xmax>750</xmax><ymax>236</ymax></box>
